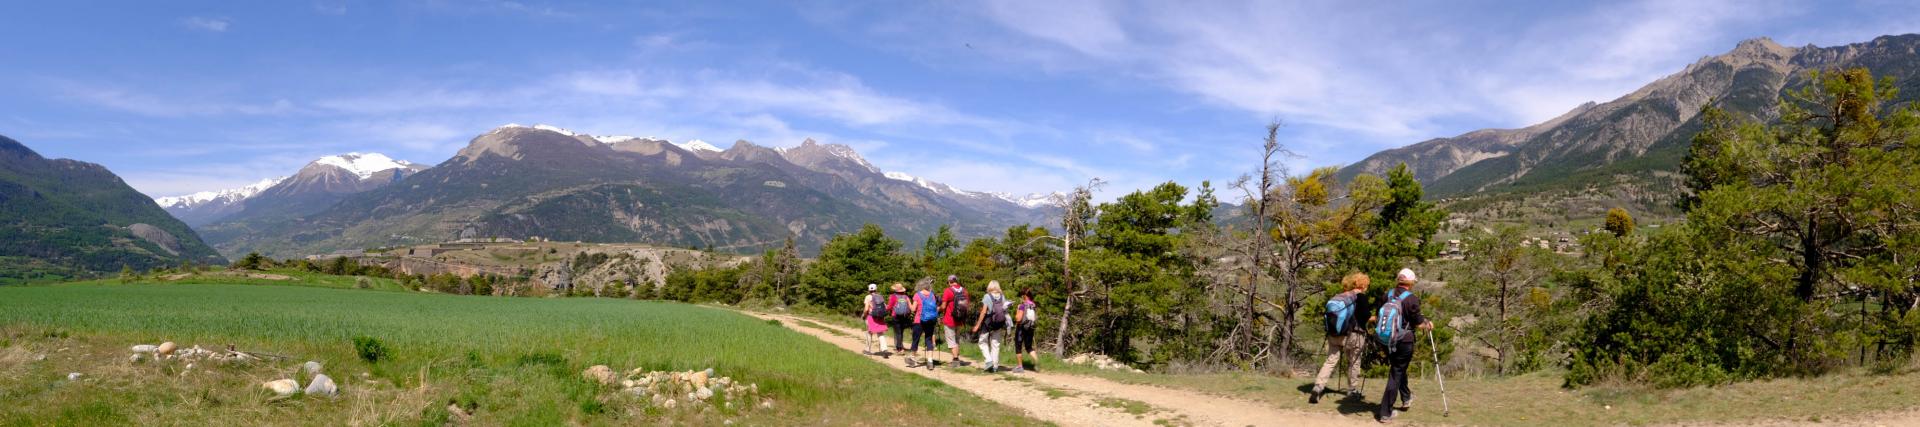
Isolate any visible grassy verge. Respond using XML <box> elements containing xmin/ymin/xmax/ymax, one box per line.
<box><xmin>0</xmin><ymin>281</ymin><xmax>1045</xmax><ymax>426</ymax></box>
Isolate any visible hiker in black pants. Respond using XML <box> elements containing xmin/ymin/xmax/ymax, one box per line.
<box><xmin>1375</xmin><ymin>268</ymin><xmax>1433</xmax><ymax>424</ymax></box>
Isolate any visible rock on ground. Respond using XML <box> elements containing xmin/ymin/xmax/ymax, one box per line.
<box><xmin>582</xmin><ymin>365</ymin><xmax>615</xmax><ymax>385</ymax></box>
<box><xmin>305</xmin><ymin>374</ymin><xmax>338</xmax><ymax>397</ymax></box>
<box><xmin>156</xmin><ymin>342</ymin><xmax>177</xmax><ymax>356</ymax></box>
<box><xmin>262</xmin><ymin>379</ymin><xmax>300</xmax><ymax>396</ymax></box>
<box><xmin>303</xmin><ymin>361</ymin><xmax>323</xmax><ymax>375</ymax></box>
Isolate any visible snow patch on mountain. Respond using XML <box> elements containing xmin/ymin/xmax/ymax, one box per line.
<box><xmin>154</xmin><ymin>176</ymin><xmax>286</xmax><ymax>208</ymax></box>
<box><xmin>314</xmin><ymin>153</ymin><xmax>416</xmax><ymax>179</ymax></box>
<box><xmin>593</xmin><ymin>135</ymin><xmax>640</xmax><ymax>144</ymax></box>
<box><xmin>677</xmin><ymin>139</ymin><xmax>722</xmax><ymax>153</ymax></box>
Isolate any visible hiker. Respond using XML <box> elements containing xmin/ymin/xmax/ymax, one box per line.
<box><xmin>907</xmin><ymin>282</ymin><xmax>940</xmax><ymax>370</ymax></box>
<box><xmin>971</xmin><ymin>280</ymin><xmax>1012</xmax><ymax>373</ymax></box>
<box><xmin>939</xmin><ymin>275</ymin><xmax>973</xmax><ymax>367</ymax></box>
<box><xmin>888</xmin><ymin>283</ymin><xmax>913</xmax><ymax>355</ymax></box>
<box><xmin>1311</xmin><ymin>272</ymin><xmax>1372</xmax><ymax>404</ymax></box>
<box><xmin>1012</xmin><ymin>288</ymin><xmax>1039</xmax><ymax>373</ymax></box>
<box><xmin>1374</xmin><ymin>268</ymin><xmax>1432</xmax><ymax>424</ymax></box>
<box><xmin>862</xmin><ymin>283</ymin><xmax>889</xmax><ymax>357</ymax></box>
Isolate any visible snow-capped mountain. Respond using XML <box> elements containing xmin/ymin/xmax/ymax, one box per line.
<box><xmin>157</xmin><ymin>152</ymin><xmax>427</xmax><ymax>227</ymax></box>
<box><xmin>313</xmin><ymin>153</ymin><xmax>417</xmax><ymax>179</ymax></box>
<box><xmin>155</xmin><ymin>176</ymin><xmax>286</xmax><ymax>210</ymax></box>
<box><xmin>153</xmin><ymin>176</ymin><xmax>288</xmax><ymax>226</ymax></box>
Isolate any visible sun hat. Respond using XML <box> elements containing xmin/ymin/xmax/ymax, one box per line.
<box><xmin>868</xmin><ymin>283</ymin><xmax>878</xmax><ymax>291</ymax></box>
<box><xmin>891</xmin><ymin>282</ymin><xmax>906</xmax><ymax>292</ymax></box>
<box><xmin>1397</xmin><ymin>268</ymin><xmax>1417</xmax><ymax>283</ymax></box>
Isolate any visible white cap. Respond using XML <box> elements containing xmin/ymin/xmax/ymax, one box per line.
<box><xmin>1397</xmin><ymin>268</ymin><xmax>1417</xmax><ymax>283</ymax></box>
<box><xmin>867</xmin><ymin>283</ymin><xmax>878</xmax><ymax>291</ymax></box>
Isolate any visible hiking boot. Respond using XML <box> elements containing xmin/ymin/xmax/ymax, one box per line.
<box><xmin>1309</xmin><ymin>386</ymin><xmax>1323</xmax><ymax>404</ymax></box>
<box><xmin>1011</xmin><ymin>366</ymin><xmax>1025</xmax><ymax>374</ymax></box>
<box><xmin>1399</xmin><ymin>396</ymin><xmax>1413</xmax><ymax>410</ymax></box>
<box><xmin>1377</xmin><ymin>410</ymin><xmax>1397</xmax><ymax>424</ymax></box>
<box><xmin>1348</xmin><ymin>390</ymin><xmax>1365</xmax><ymax>400</ymax></box>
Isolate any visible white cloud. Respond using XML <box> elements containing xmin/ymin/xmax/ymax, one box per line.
<box><xmin>56</xmin><ymin>83</ymin><xmax>298</xmax><ymax>117</ymax></box>
<box><xmin>181</xmin><ymin>16</ymin><xmax>230</xmax><ymax>32</ymax></box>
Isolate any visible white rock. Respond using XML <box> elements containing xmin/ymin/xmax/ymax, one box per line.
<box><xmin>130</xmin><ymin>344</ymin><xmax>158</xmax><ymax>353</ymax></box>
<box><xmin>156</xmin><ymin>342</ymin><xmax>177</xmax><ymax>356</ymax></box>
<box><xmin>663</xmin><ymin>398</ymin><xmax>678</xmax><ymax>409</ymax></box>
<box><xmin>759</xmin><ymin>399</ymin><xmax>774</xmax><ymax>409</ymax></box>
<box><xmin>262</xmin><ymin>379</ymin><xmax>300</xmax><ymax>396</ymax></box>
<box><xmin>130</xmin><ymin>354</ymin><xmax>146</xmax><ymax>363</ymax></box>
<box><xmin>582</xmin><ymin>365</ymin><xmax>615</xmax><ymax>385</ymax></box>
<box><xmin>66</xmin><ymin>372</ymin><xmax>82</xmax><ymax>381</ymax></box>
<box><xmin>303</xmin><ymin>361</ymin><xmax>323</xmax><ymax>375</ymax></box>
<box><xmin>696</xmin><ymin>387</ymin><xmax>714</xmax><ymax>400</ymax></box>
<box><xmin>305</xmin><ymin>374</ymin><xmax>338</xmax><ymax>397</ymax></box>
<box><xmin>620</xmin><ymin>379</ymin><xmax>635</xmax><ymax>388</ymax></box>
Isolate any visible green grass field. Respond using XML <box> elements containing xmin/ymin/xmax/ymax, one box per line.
<box><xmin>0</xmin><ymin>282</ymin><xmax>1042</xmax><ymax>426</ymax></box>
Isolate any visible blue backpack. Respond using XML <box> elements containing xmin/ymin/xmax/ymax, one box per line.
<box><xmin>919</xmin><ymin>293</ymin><xmax>939</xmax><ymax>321</ymax></box>
<box><xmin>1324</xmin><ymin>291</ymin><xmax>1357</xmax><ymax>336</ymax></box>
<box><xmin>1374</xmin><ymin>289</ymin><xmax>1413</xmax><ymax>349</ymax></box>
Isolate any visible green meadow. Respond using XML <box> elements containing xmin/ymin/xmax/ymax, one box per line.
<box><xmin>0</xmin><ymin>281</ymin><xmax>1040</xmax><ymax>426</ymax></box>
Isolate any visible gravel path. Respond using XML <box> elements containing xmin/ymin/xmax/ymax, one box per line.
<box><xmin>749</xmin><ymin>311</ymin><xmax>1368</xmax><ymax>427</ymax></box>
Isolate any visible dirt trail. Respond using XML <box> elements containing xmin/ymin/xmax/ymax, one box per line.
<box><xmin>748</xmin><ymin>312</ymin><xmax>1367</xmax><ymax>427</ymax></box>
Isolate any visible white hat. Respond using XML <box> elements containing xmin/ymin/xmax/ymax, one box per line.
<box><xmin>1397</xmin><ymin>268</ymin><xmax>1417</xmax><ymax>283</ymax></box>
<box><xmin>867</xmin><ymin>283</ymin><xmax>878</xmax><ymax>291</ymax></box>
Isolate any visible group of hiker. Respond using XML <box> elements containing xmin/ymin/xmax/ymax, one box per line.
<box><xmin>1314</xmin><ymin>268</ymin><xmax>1437</xmax><ymax>424</ymax></box>
<box><xmin>860</xmin><ymin>275</ymin><xmax>1039</xmax><ymax>374</ymax></box>
<box><xmin>854</xmin><ymin>268</ymin><xmax>1438</xmax><ymax>424</ymax></box>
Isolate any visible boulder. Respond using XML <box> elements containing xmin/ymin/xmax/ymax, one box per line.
<box><xmin>305</xmin><ymin>374</ymin><xmax>338</xmax><ymax>397</ymax></box>
<box><xmin>156</xmin><ymin>342</ymin><xmax>178</xmax><ymax>356</ymax></box>
<box><xmin>689</xmin><ymin>370</ymin><xmax>709</xmax><ymax>388</ymax></box>
<box><xmin>130</xmin><ymin>344</ymin><xmax>158</xmax><ymax>354</ymax></box>
<box><xmin>303</xmin><ymin>361</ymin><xmax>323</xmax><ymax>375</ymax></box>
<box><xmin>582</xmin><ymin>365</ymin><xmax>615</xmax><ymax>385</ymax></box>
<box><xmin>262</xmin><ymin>379</ymin><xmax>300</xmax><ymax>396</ymax></box>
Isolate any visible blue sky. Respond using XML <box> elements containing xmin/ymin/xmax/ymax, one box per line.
<box><xmin>2</xmin><ymin>1</ymin><xmax>1914</xmax><ymax>200</ymax></box>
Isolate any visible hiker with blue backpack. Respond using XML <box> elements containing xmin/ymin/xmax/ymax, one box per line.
<box><xmin>1373</xmin><ymin>268</ymin><xmax>1432</xmax><ymax>424</ymax></box>
<box><xmin>906</xmin><ymin>282</ymin><xmax>941</xmax><ymax>370</ymax></box>
<box><xmin>1311</xmin><ymin>272</ymin><xmax>1373</xmax><ymax>404</ymax></box>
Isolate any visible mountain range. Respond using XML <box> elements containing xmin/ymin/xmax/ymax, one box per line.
<box><xmin>173</xmin><ymin>124</ymin><xmax>1055</xmax><ymax>258</ymax></box>
<box><xmin>0</xmin><ymin>135</ymin><xmax>225</xmax><ymax>283</ymax></box>
<box><xmin>1338</xmin><ymin>34</ymin><xmax>1920</xmax><ymax>217</ymax></box>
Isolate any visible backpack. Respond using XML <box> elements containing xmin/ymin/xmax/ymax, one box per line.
<box><xmin>1374</xmin><ymin>289</ymin><xmax>1413</xmax><ymax>349</ymax></box>
<box><xmin>1018</xmin><ymin>301</ymin><xmax>1038</xmax><ymax>328</ymax></box>
<box><xmin>919</xmin><ymin>293</ymin><xmax>939</xmax><ymax>321</ymax></box>
<box><xmin>1324</xmin><ymin>291</ymin><xmax>1357</xmax><ymax>336</ymax></box>
<box><xmin>890</xmin><ymin>294</ymin><xmax>913</xmax><ymax>321</ymax></box>
<box><xmin>949</xmin><ymin>286</ymin><xmax>972</xmax><ymax>320</ymax></box>
<box><xmin>866</xmin><ymin>294</ymin><xmax>887</xmax><ymax>320</ymax></box>
<box><xmin>984</xmin><ymin>294</ymin><xmax>1009</xmax><ymax>330</ymax></box>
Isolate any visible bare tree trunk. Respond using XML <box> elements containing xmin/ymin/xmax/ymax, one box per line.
<box><xmin>1054</xmin><ymin>236</ymin><xmax>1073</xmax><ymax>358</ymax></box>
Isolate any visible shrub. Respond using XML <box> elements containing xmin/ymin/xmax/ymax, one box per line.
<box><xmin>355</xmin><ymin>277</ymin><xmax>372</xmax><ymax>289</ymax></box>
<box><xmin>352</xmin><ymin>335</ymin><xmax>390</xmax><ymax>363</ymax></box>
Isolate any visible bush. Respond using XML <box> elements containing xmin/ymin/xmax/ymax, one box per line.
<box><xmin>352</xmin><ymin>335</ymin><xmax>390</xmax><ymax>363</ymax></box>
<box><xmin>355</xmin><ymin>277</ymin><xmax>372</xmax><ymax>289</ymax></box>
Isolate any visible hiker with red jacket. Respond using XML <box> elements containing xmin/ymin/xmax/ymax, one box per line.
<box><xmin>939</xmin><ymin>275</ymin><xmax>974</xmax><ymax>367</ymax></box>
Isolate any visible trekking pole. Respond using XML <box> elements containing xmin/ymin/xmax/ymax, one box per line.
<box><xmin>1427</xmin><ymin>327</ymin><xmax>1450</xmax><ymax>417</ymax></box>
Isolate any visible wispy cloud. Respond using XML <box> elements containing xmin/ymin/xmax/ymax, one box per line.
<box><xmin>55</xmin><ymin>82</ymin><xmax>298</xmax><ymax>117</ymax></box>
<box><xmin>180</xmin><ymin>16</ymin><xmax>230</xmax><ymax>32</ymax></box>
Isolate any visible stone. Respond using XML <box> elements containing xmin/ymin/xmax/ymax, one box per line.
<box><xmin>663</xmin><ymin>398</ymin><xmax>678</xmax><ymax>409</ymax></box>
<box><xmin>156</xmin><ymin>342</ymin><xmax>177</xmax><ymax>356</ymax></box>
<box><xmin>582</xmin><ymin>365</ymin><xmax>615</xmax><ymax>385</ymax></box>
<box><xmin>689</xmin><ymin>370</ymin><xmax>710</xmax><ymax>388</ymax></box>
<box><xmin>66</xmin><ymin>372</ymin><xmax>82</xmax><ymax>381</ymax></box>
<box><xmin>130</xmin><ymin>354</ymin><xmax>146</xmax><ymax>363</ymax></box>
<box><xmin>624</xmin><ymin>386</ymin><xmax>647</xmax><ymax>397</ymax></box>
<box><xmin>695</xmin><ymin>387</ymin><xmax>714</xmax><ymax>400</ymax></box>
<box><xmin>262</xmin><ymin>379</ymin><xmax>300</xmax><ymax>396</ymax></box>
<box><xmin>305</xmin><ymin>374</ymin><xmax>338</xmax><ymax>397</ymax></box>
<box><xmin>303</xmin><ymin>361</ymin><xmax>323</xmax><ymax>375</ymax></box>
<box><xmin>759</xmin><ymin>399</ymin><xmax>774</xmax><ymax>409</ymax></box>
<box><xmin>130</xmin><ymin>344</ymin><xmax>158</xmax><ymax>353</ymax></box>
<box><xmin>620</xmin><ymin>379</ymin><xmax>635</xmax><ymax>388</ymax></box>
<box><xmin>448</xmin><ymin>404</ymin><xmax>471</xmax><ymax>421</ymax></box>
